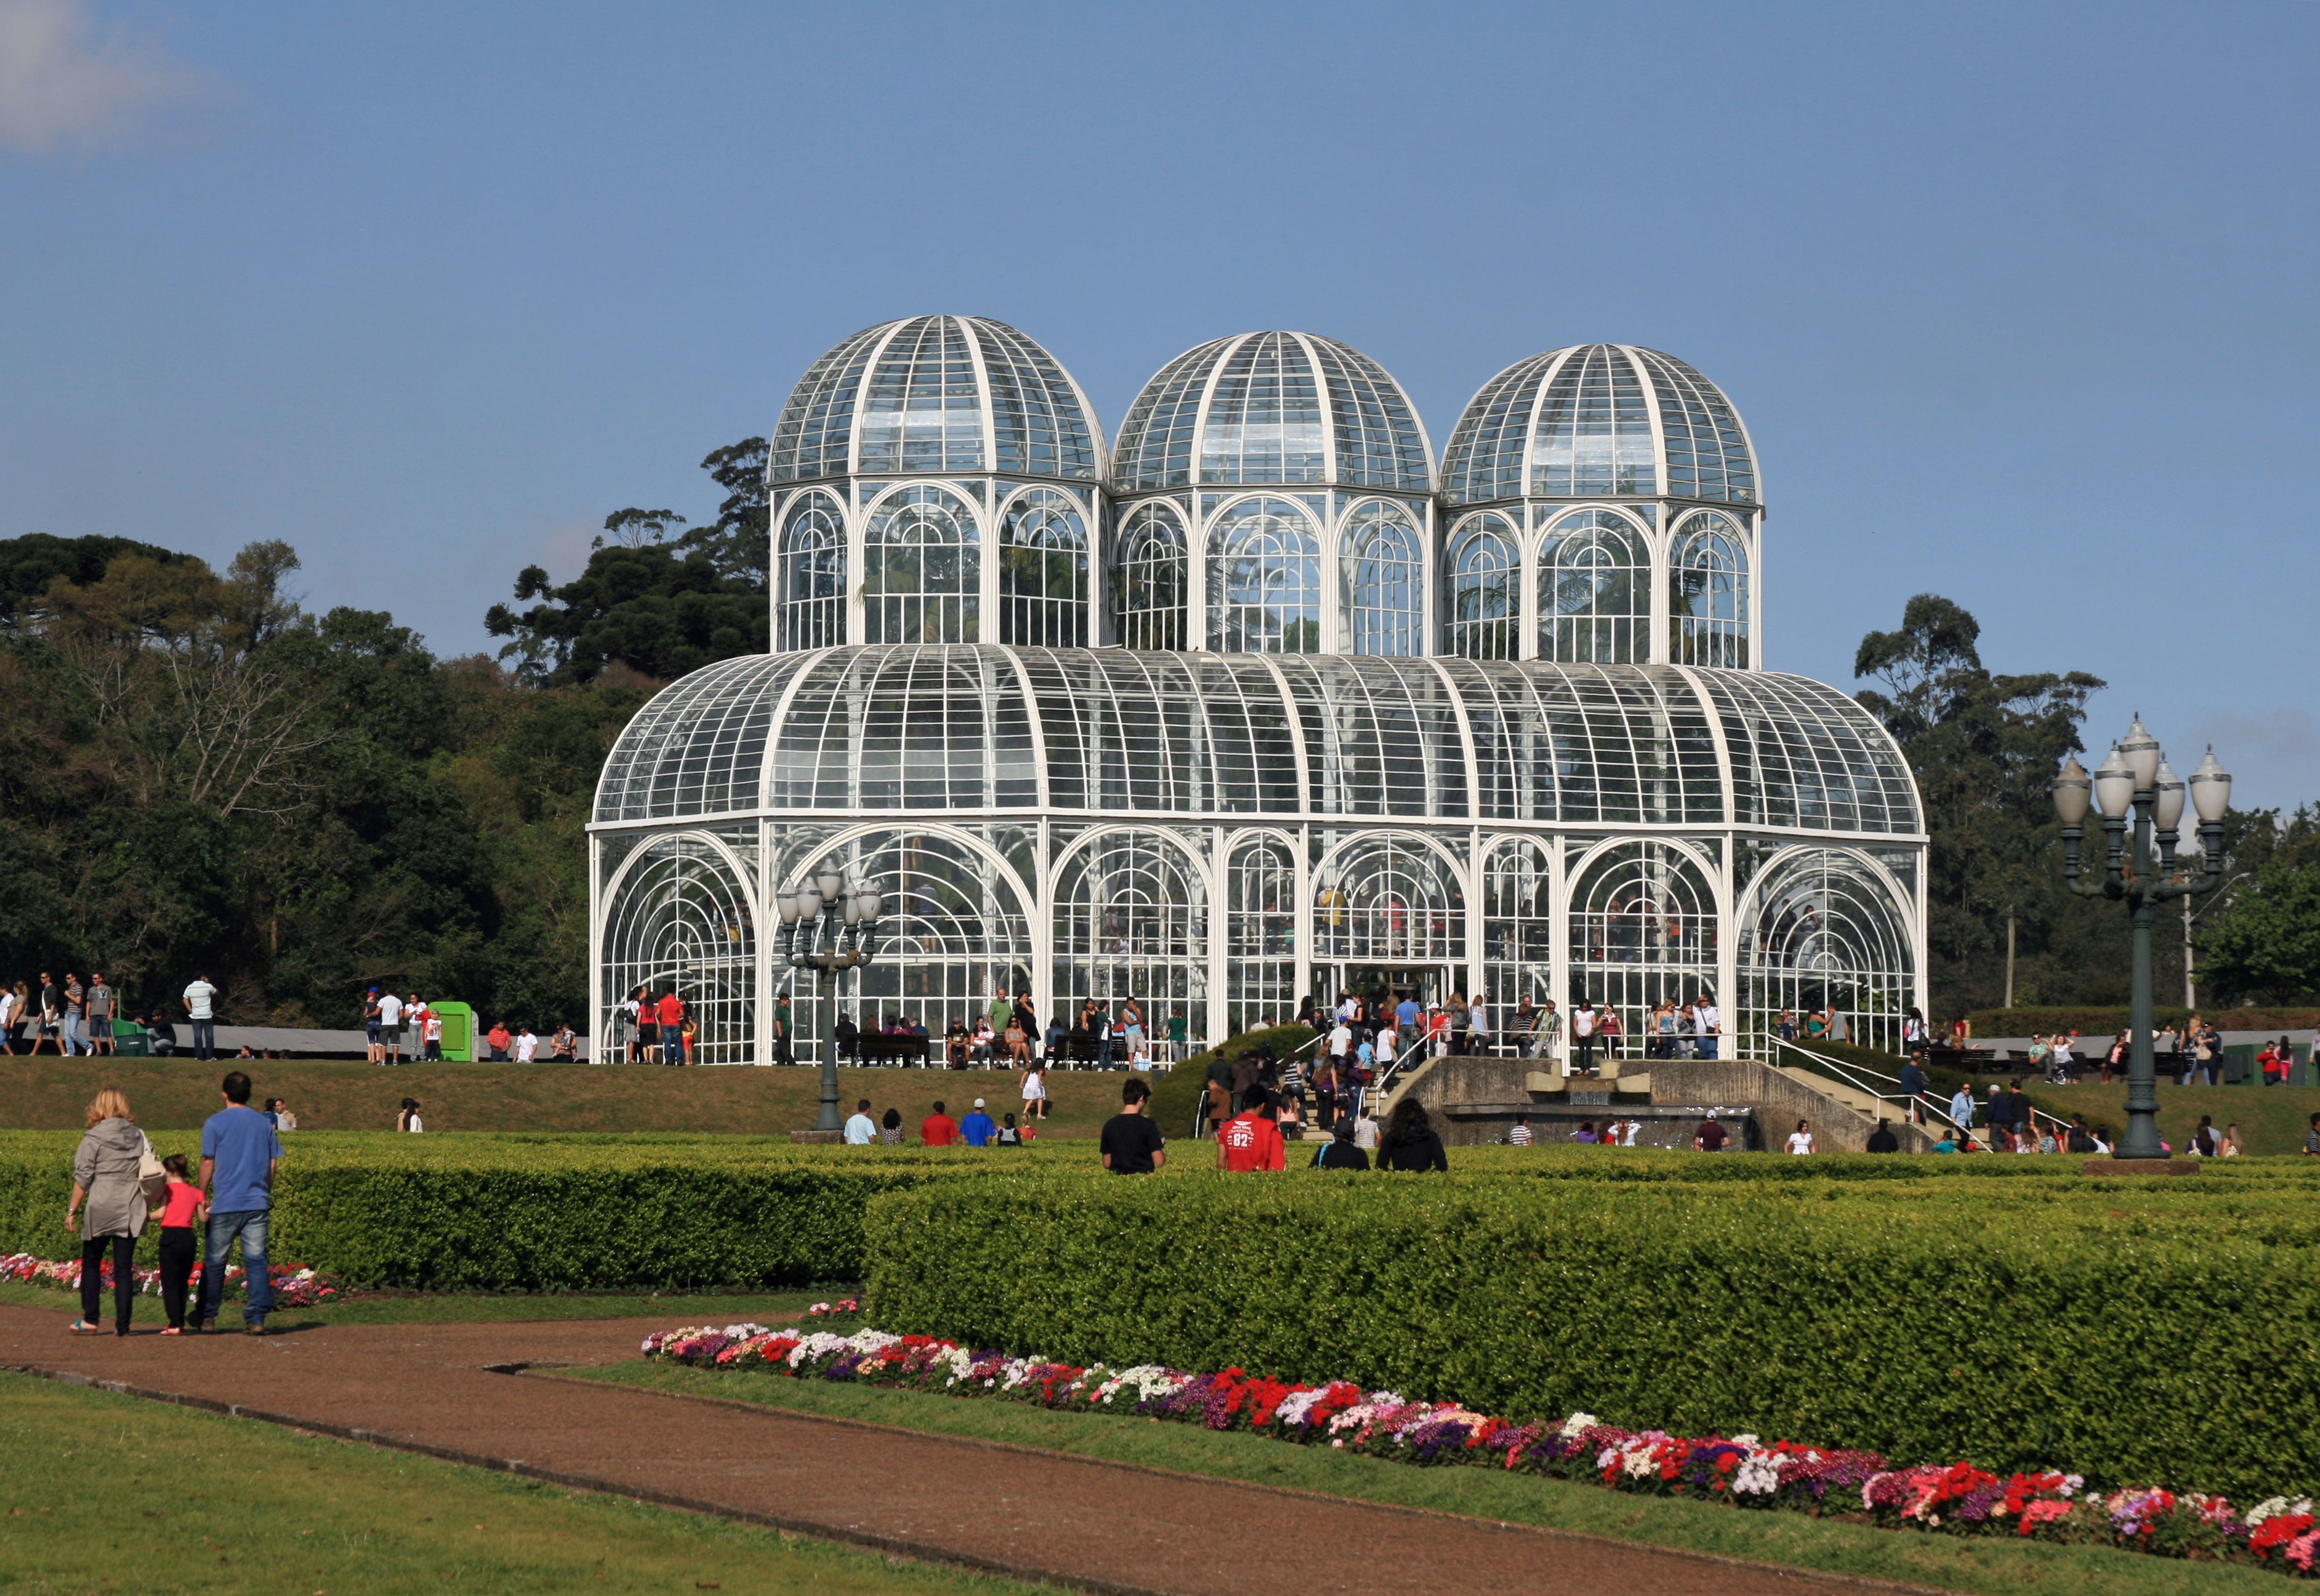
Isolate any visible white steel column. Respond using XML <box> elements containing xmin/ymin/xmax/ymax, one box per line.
<box><xmin>754</xmin><ymin>815</ymin><xmax>774</xmax><ymax>1065</ymax></box>
<box><xmin>586</xmin><ymin>831</ymin><xmax>603</xmax><ymax>1063</ymax></box>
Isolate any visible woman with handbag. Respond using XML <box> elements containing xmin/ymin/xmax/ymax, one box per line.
<box><xmin>65</xmin><ymin>1087</ymin><xmax>161</xmax><ymax>1336</ymax></box>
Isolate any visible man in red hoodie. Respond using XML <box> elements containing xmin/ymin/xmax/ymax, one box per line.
<box><xmin>1217</xmin><ymin>1088</ymin><xmax>1286</xmax><ymax>1172</ymax></box>
<box><xmin>920</xmin><ymin>1100</ymin><xmax>960</xmax><ymax>1147</ymax></box>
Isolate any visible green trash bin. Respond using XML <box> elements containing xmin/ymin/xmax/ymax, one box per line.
<box><xmin>112</xmin><ymin>1021</ymin><xmax>149</xmax><ymax>1058</ymax></box>
<box><xmin>432</xmin><ymin>1002</ymin><xmax>475</xmax><ymax>1063</ymax></box>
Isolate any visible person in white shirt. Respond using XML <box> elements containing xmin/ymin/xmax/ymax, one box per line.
<box><xmin>842</xmin><ymin>1098</ymin><xmax>876</xmax><ymax>1145</ymax></box>
<box><xmin>0</xmin><ymin>986</ymin><xmax>16</xmax><ymax>1054</ymax></box>
<box><xmin>405</xmin><ymin>996</ymin><xmax>430</xmax><ymax>1060</ymax></box>
<box><xmin>183</xmin><ymin>975</ymin><xmax>219</xmax><ymax>1061</ymax></box>
<box><xmin>514</xmin><ymin>1025</ymin><xmax>539</xmax><ymax>1063</ymax></box>
<box><xmin>1328</xmin><ymin>1020</ymin><xmax>1353</xmax><ymax>1065</ymax></box>
<box><xmin>1693</xmin><ymin>997</ymin><xmax>1721</xmax><ymax>1061</ymax></box>
<box><xmin>1353</xmin><ymin>1113</ymin><xmax>1380</xmax><ymax>1152</ymax></box>
<box><xmin>424</xmin><ymin>1007</ymin><xmax>445</xmax><ymax>1062</ymax></box>
<box><xmin>1620</xmin><ymin>1116</ymin><xmax>1643</xmax><ymax>1147</ymax></box>
<box><xmin>1506</xmin><ymin>1114</ymin><xmax>1533</xmax><ymax>1146</ymax></box>
<box><xmin>1786</xmin><ymin>1119</ymin><xmax>1815</xmax><ymax>1155</ymax></box>
<box><xmin>1569</xmin><ymin>1001</ymin><xmax>1598</xmax><ymax>1078</ymax></box>
<box><xmin>379</xmin><ymin>991</ymin><xmax>405</xmax><ymax>1064</ymax></box>
<box><xmin>1468</xmin><ymin>999</ymin><xmax>1491</xmax><ymax>1057</ymax></box>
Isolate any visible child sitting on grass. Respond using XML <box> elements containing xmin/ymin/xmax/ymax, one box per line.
<box><xmin>155</xmin><ymin>1154</ymin><xmax>207</xmax><ymax>1335</ymax></box>
<box><xmin>995</xmin><ymin>1112</ymin><xmax>1024</xmax><ymax>1147</ymax></box>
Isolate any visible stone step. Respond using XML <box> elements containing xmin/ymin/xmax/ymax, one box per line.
<box><xmin>1776</xmin><ymin>1065</ymin><xmax>1891</xmax><ymax>1120</ymax></box>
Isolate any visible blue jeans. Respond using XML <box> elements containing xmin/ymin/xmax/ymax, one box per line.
<box><xmin>663</xmin><ymin>1023</ymin><xmax>684</xmax><ymax>1065</ymax></box>
<box><xmin>200</xmin><ymin>1209</ymin><xmax>272</xmax><ymax>1326</ymax></box>
<box><xmin>191</xmin><ymin>1019</ymin><xmax>215</xmax><ymax>1060</ymax></box>
<box><xmin>1697</xmin><ymin>1036</ymin><xmax>1718</xmax><ymax>1060</ymax></box>
<box><xmin>60</xmin><ymin>1015</ymin><xmax>87</xmax><ymax>1055</ymax></box>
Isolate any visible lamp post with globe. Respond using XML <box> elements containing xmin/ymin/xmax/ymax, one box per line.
<box><xmin>774</xmin><ymin>866</ymin><xmax>884</xmax><ymax>1136</ymax></box>
<box><xmin>2050</xmin><ymin>718</ymin><xmax>2231</xmax><ymax>1161</ymax></box>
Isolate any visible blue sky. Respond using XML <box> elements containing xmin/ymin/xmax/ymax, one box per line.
<box><xmin>5</xmin><ymin>1</ymin><xmax>2315</xmax><ymax>806</ymax></box>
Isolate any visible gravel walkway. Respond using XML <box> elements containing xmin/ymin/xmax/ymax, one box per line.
<box><xmin>0</xmin><ymin>1304</ymin><xmax>1919</xmax><ymax>1596</ymax></box>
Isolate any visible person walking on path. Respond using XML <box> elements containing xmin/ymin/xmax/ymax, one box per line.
<box><xmin>153</xmin><ymin>1153</ymin><xmax>206</xmax><ymax>1334</ymax></box>
<box><xmin>32</xmin><ymin>971</ymin><xmax>62</xmax><ymax>1054</ymax></box>
<box><xmin>60</xmin><ymin>973</ymin><xmax>89</xmax><ymax>1056</ymax></box>
<box><xmin>1099</xmin><ymin>1078</ymin><xmax>1167</xmax><ymax>1173</ymax></box>
<box><xmin>1376</xmin><ymin>1098</ymin><xmax>1449</xmax><ymax>1171</ymax></box>
<box><xmin>198</xmin><ymin>1071</ymin><xmax>283</xmax><ymax>1334</ymax></box>
<box><xmin>65</xmin><ymin>1087</ymin><xmax>158</xmax><ymax>1336</ymax></box>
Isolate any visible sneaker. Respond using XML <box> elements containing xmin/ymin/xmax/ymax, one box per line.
<box><xmin>161</xmin><ymin>1327</ymin><xmax>182</xmax><ymax>1336</ymax></box>
<box><xmin>244</xmin><ymin>1323</ymin><xmax>270</xmax><ymax>1336</ymax></box>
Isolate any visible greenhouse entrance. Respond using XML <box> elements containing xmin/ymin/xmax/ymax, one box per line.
<box><xmin>1341</xmin><ymin>965</ymin><xmax>1448</xmax><ymax>1008</ymax></box>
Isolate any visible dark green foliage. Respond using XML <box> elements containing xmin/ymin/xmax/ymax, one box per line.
<box><xmin>2200</xmin><ymin>807</ymin><xmax>2320</xmax><ymax>1005</ymax></box>
<box><xmin>1153</xmin><ymin>1025</ymin><xmax>1317</xmax><ymax>1134</ymax></box>
<box><xmin>863</xmin><ymin>1167</ymin><xmax>2320</xmax><ymax>1500</ymax></box>
<box><xmin>483</xmin><ymin>438</ymin><xmax>770</xmax><ymax>686</ymax></box>
<box><xmin>0</xmin><ymin>532</ymin><xmax>191</xmax><ymax>626</ymax></box>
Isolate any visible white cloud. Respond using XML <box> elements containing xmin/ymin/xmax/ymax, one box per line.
<box><xmin>0</xmin><ymin>0</ymin><xmax>209</xmax><ymax>153</ymax></box>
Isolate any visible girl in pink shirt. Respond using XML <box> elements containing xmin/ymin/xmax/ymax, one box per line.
<box><xmin>155</xmin><ymin>1155</ymin><xmax>207</xmax><ymax>1334</ymax></box>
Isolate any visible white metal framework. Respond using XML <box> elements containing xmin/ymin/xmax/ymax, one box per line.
<box><xmin>591</xmin><ymin>321</ymin><xmax>1925</xmax><ymax>1063</ymax></box>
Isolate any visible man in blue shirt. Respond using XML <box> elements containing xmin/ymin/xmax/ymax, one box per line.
<box><xmin>1395</xmin><ymin>995</ymin><xmax>1420</xmax><ymax>1036</ymax></box>
<box><xmin>198</xmin><ymin>1070</ymin><xmax>283</xmax><ymax>1334</ymax></box>
<box><xmin>959</xmin><ymin>1098</ymin><xmax>997</xmax><ymax>1148</ymax></box>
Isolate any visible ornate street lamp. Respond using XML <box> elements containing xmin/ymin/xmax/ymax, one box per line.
<box><xmin>775</xmin><ymin>866</ymin><xmax>884</xmax><ymax>1134</ymax></box>
<box><xmin>2052</xmin><ymin>719</ymin><xmax>2231</xmax><ymax>1161</ymax></box>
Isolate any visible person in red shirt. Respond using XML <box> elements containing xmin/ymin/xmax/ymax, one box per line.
<box><xmin>1217</xmin><ymin>1089</ymin><xmax>1286</xmax><ymax>1172</ymax></box>
<box><xmin>920</xmin><ymin>1100</ymin><xmax>960</xmax><ymax>1147</ymax></box>
<box><xmin>655</xmin><ymin>989</ymin><xmax>686</xmax><ymax>1066</ymax></box>
<box><xmin>485</xmin><ymin>1022</ymin><xmax>512</xmax><ymax>1060</ymax></box>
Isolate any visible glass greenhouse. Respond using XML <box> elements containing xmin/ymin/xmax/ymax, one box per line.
<box><xmin>591</xmin><ymin>316</ymin><xmax>1927</xmax><ymax>1063</ymax></box>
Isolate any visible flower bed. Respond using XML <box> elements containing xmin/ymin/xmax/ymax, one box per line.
<box><xmin>1</xmin><ymin>1252</ymin><xmax>339</xmax><ymax>1309</ymax></box>
<box><xmin>641</xmin><ymin>1321</ymin><xmax>2320</xmax><ymax>1577</ymax></box>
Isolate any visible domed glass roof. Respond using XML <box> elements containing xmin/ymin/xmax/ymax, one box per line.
<box><xmin>767</xmin><ymin>315</ymin><xmax>1104</xmax><ymax>485</ymax></box>
<box><xmin>1440</xmin><ymin>344</ymin><xmax>1758</xmax><ymax>507</ymax></box>
<box><xmin>1111</xmin><ymin>331</ymin><xmax>1433</xmax><ymax>494</ymax></box>
<box><xmin>594</xmin><ymin>645</ymin><xmax>1917</xmax><ymax>836</ymax></box>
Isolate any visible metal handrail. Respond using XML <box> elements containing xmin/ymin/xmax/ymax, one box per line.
<box><xmin>1776</xmin><ymin>1041</ymin><xmax>2080</xmax><ymax>1148</ymax></box>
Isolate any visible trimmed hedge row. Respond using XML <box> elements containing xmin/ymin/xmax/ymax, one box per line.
<box><xmin>861</xmin><ymin>1170</ymin><xmax>2320</xmax><ymax>1501</ymax></box>
<box><xmin>0</xmin><ymin>1134</ymin><xmax>1081</xmax><ymax>1290</ymax></box>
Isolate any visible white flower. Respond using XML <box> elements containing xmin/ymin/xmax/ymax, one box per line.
<box><xmin>1561</xmin><ymin>1413</ymin><xmax>1599</xmax><ymax>1438</ymax></box>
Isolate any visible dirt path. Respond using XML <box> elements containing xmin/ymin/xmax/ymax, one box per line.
<box><xmin>0</xmin><ymin>1305</ymin><xmax>1914</xmax><ymax>1596</ymax></box>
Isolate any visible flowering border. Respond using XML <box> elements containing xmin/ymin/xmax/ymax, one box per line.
<box><xmin>1</xmin><ymin>1252</ymin><xmax>339</xmax><ymax>1310</ymax></box>
<box><xmin>641</xmin><ymin>1321</ymin><xmax>2319</xmax><ymax>1576</ymax></box>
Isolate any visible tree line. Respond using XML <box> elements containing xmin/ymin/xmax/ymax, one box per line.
<box><xmin>1</xmin><ymin>440</ymin><xmax>2310</xmax><ymax>1030</ymax></box>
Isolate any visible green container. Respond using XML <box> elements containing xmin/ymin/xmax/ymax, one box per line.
<box><xmin>112</xmin><ymin>1022</ymin><xmax>149</xmax><ymax>1057</ymax></box>
<box><xmin>432</xmin><ymin>1002</ymin><xmax>475</xmax><ymax>1063</ymax></box>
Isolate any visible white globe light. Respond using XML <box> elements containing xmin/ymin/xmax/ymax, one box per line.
<box><xmin>2119</xmin><ymin>716</ymin><xmax>2162</xmax><ymax>791</ymax></box>
<box><xmin>2051</xmin><ymin>755</ymin><xmax>2092</xmax><ymax>826</ymax></box>
<box><xmin>2092</xmin><ymin>746</ymin><xmax>2135</xmax><ymax>819</ymax></box>
<box><xmin>2152</xmin><ymin>759</ymin><xmax>2185</xmax><ymax>834</ymax></box>
<box><xmin>795</xmin><ymin>884</ymin><xmax>823</xmax><ymax>920</ymax></box>
<box><xmin>816</xmin><ymin>866</ymin><xmax>844</xmax><ymax>901</ymax></box>
<box><xmin>2188</xmin><ymin>747</ymin><xmax>2233</xmax><ymax>824</ymax></box>
<box><xmin>775</xmin><ymin>890</ymin><xmax>800</xmax><ymax>924</ymax></box>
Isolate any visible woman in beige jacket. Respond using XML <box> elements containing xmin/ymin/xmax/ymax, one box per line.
<box><xmin>66</xmin><ymin>1087</ymin><xmax>153</xmax><ymax>1335</ymax></box>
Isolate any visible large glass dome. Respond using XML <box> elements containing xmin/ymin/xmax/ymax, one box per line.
<box><xmin>767</xmin><ymin>315</ymin><xmax>1105</xmax><ymax>485</ymax></box>
<box><xmin>1111</xmin><ymin>331</ymin><xmax>1433</xmax><ymax>493</ymax></box>
<box><xmin>1440</xmin><ymin>344</ymin><xmax>1758</xmax><ymax>507</ymax></box>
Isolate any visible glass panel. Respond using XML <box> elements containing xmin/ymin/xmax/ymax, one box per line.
<box><xmin>777</xmin><ymin>490</ymin><xmax>845</xmax><ymax>650</ymax></box>
<box><xmin>1539</xmin><ymin>509</ymin><xmax>1648</xmax><ymax>664</ymax></box>
<box><xmin>998</xmin><ymin>486</ymin><xmax>1088</xmax><ymax>647</ymax></box>
<box><xmin>1739</xmin><ymin>847</ymin><xmax>1913</xmax><ymax>1059</ymax></box>
<box><xmin>1208</xmin><ymin>497</ymin><xmax>1320</xmax><ymax>653</ymax></box>
<box><xmin>1532</xmin><ymin>346</ymin><xmax>1657</xmax><ymax>497</ymax></box>
<box><xmin>1482</xmin><ymin>838</ymin><xmax>1554</xmax><ymax>1025</ymax></box>
<box><xmin>1227</xmin><ymin>837</ymin><xmax>1299</xmax><ymax>1034</ymax></box>
<box><xmin>1444</xmin><ymin>513</ymin><xmax>1518</xmax><ymax>659</ymax></box>
<box><xmin>602</xmin><ymin>836</ymin><xmax>756</xmax><ymax>1065</ymax></box>
<box><xmin>1566</xmin><ymin>840</ymin><xmax>1718</xmax><ymax>1042</ymax></box>
<box><xmin>1052</xmin><ymin>829</ymin><xmax>1209</xmax><ymax>1048</ymax></box>
<box><xmin>1313</xmin><ymin>835</ymin><xmax>1465</xmax><ymax>961</ymax></box>
<box><xmin>858</xmin><ymin>318</ymin><xmax>985</xmax><ymax>475</ymax></box>
<box><xmin>1112</xmin><ymin>502</ymin><xmax>1188</xmax><ymax>651</ymax></box>
<box><xmin>863</xmin><ymin>485</ymin><xmax>980</xmax><ymax>644</ymax></box>
<box><xmin>1670</xmin><ymin>512</ymin><xmax>1750</xmax><ymax>669</ymax></box>
<box><xmin>1341</xmin><ymin>500</ymin><xmax>1425</xmax><ymax>658</ymax></box>
<box><xmin>1199</xmin><ymin>334</ymin><xmax>1326</xmax><ymax>485</ymax></box>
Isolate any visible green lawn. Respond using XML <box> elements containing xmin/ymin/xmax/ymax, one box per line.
<box><xmin>0</xmin><ymin>1056</ymin><xmax>1122</xmax><ymax>1136</ymax></box>
<box><xmin>2021</xmin><ymin>1083</ymin><xmax>2320</xmax><ymax>1156</ymax></box>
<box><xmin>0</xmin><ymin>1278</ymin><xmax>847</xmax><ymax>1326</ymax></box>
<box><xmin>0</xmin><ymin>1369</ymin><xmax>1039</xmax><ymax>1596</ymax></box>
<box><xmin>584</xmin><ymin>1364</ymin><xmax>2288</xmax><ymax>1596</ymax></box>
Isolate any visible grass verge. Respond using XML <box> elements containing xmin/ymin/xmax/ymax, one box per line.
<box><xmin>0</xmin><ymin>1369</ymin><xmax>1037</xmax><ymax>1596</ymax></box>
<box><xmin>581</xmin><ymin>1363</ymin><xmax>2287</xmax><ymax>1596</ymax></box>
<box><xmin>0</xmin><ymin>1278</ymin><xmax>849</xmax><ymax>1326</ymax></box>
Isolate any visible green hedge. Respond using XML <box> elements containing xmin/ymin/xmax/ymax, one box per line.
<box><xmin>861</xmin><ymin>1168</ymin><xmax>2320</xmax><ymax>1500</ymax></box>
<box><xmin>1151</xmin><ymin>1024</ymin><xmax>1316</xmax><ymax>1135</ymax></box>
<box><xmin>0</xmin><ymin>1133</ymin><xmax>1076</xmax><ymax>1290</ymax></box>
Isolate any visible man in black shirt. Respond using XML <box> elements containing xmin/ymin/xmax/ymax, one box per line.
<box><xmin>1313</xmin><ymin>1118</ymin><xmax>1369</xmax><ymax>1170</ymax></box>
<box><xmin>1099</xmin><ymin>1078</ymin><xmax>1167</xmax><ymax>1174</ymax></box>
<box><xmin>1866</xmin><ymin>1119</ymin><xmax>1900</xmax><ymax>1153</ymax></box>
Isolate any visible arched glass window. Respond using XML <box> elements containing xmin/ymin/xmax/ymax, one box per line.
<box><xmin>1113</xmin><ymin>503</ymin><xmax>1188</xmax><ymax>651</ymax></box>
<box><xmin>1208</xmin><ymin>497</ymin><xmax>1319</xmax><ymax>654</ymax></box>
<box><xmin>1227</xmin><ymin>837</ymin><xmax>1298</xmax><ymax>1035</ymax></box>
<box><xmin>1539</xmin><ymin>509</ymin><xmax>1648</xmax><ymax>664</ymax></box>
<box><xmin>1053</xmin><ymin>830</ymin><xmax>1208</xmax><ymax>1046</ymax></box>
<box><xmin>1313</xmin><ymin>836</ymin><xmax>1465</xmax><ymax>962</ymax></box>
<box><xmin>1741</xmin><ymin>848</ymin><xmax>1912</xmax><ymax>1058</ymax></box>
<box><xmin>1670</xmin><ymin>512</ymin><xmax>1750</xmax><ymax>669</ymax></box>
<box><xmin>998</xmin><ymin>487</ymin><xmax>1088</xmax><ymax>647</ymax></box>
<box><xmin>602</xmin><ymin>836</ymin><xmax>756</xmax><ymax>1065</ymax></box>
<box><xmin>1445</xmin><ymin>513</ymin><xmax>1518</xmax><ymax>659</ymax></box>
<box><xmin>776</xmin><ymin>491</ymin><xmax>845</xmax><ymax>650</ymax></box>
<box><xmin>778</xmin><ymin>831</ymin><xmax>1034</xmax><ymax>1065</ymax></box>
<box><xmin>1482</xmin><ymin>839</ymin><xmax>1552</xmax><ymax>1020</ymax></box>
<box><xmin>1341</xmin><ymin>500</ymin><xmax>1425</xmax><ymax>657</ymax></box>
<box><xmin>1567</xmin><ymin>841</ymin><xmax>1717</xmax><ymax>1038</ymax></box>
<box><xmin>864</xmin><ymin>485</ymin><xmax>979</xmax><ymax>643</ymax></box>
